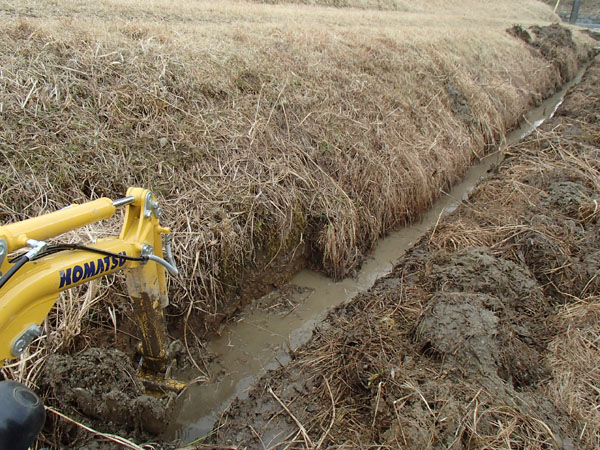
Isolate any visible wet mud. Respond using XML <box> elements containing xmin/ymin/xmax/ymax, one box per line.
<box><xmin>42</xmin><ymin>348</ymin><xmax>175</xmax><ymax>443</ymax></box>
<box><xmin>209</xmin><ymin>58</ymin><xmax>600</xmax><ymax>449</ymax></box>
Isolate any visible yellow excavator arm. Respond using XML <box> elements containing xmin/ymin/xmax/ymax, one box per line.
<box><xmin>0</xmin><ymin>187</ymin><xmax>181</xmax><ymax>390</ymax></box>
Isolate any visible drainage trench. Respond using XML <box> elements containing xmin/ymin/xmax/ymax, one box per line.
<box><xmin>166</xmin><ymin>69</ymin><xmax>585</xmax><ymax>443</ymax></box>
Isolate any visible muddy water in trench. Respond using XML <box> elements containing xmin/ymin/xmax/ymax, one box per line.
<box><xmin>167</xmin><ymin>73</ymin><xmax>583</xmax><ymax>443</ymax></box>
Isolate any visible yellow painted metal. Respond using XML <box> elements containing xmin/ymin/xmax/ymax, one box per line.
<box><xmin>0</xmin><ymin>198</ymin><xmax>115</xmax><ymax>253</ymax></box>
<box><xmin>120</xmin><ymin>187</ymin><xmax>169</xmax><ymax>307</ymax></box>
<box><xmin>137</xmin><ymin>370</ymin><xmax>187</xmax><ymax>394</ymax></box>
<box><xmin>0</xmin><ymin>238</ymin><xmax>138</xmax><ymax>362</ymax></box>
<box><xmin>119</xmin><ymin>188</ymin><xmax>172</xmax><ymax>373</ymax></box>
<box><xmin>0</xmin><ymin>188</ymin><xmax>176</xmax><ymax>390</ymax></box>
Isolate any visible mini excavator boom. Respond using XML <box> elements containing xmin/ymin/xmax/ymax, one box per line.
<box><xmin>0</xmin><ymin>187</ymin><xmax>181</xmax><ymax>380</ymax></box>
<box><xmin>0</xmin><ymin>187</ymin><xmax>182</xmax><ymax>448</ymax></box>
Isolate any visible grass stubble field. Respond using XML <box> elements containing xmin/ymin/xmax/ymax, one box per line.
<box><xmin>0</xmin><ymin>0</ymin><xmax>598</xmax><ymax>447</ymax></box>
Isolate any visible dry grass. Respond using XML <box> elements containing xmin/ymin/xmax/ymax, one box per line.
<box><xmin>0</xmin><ymin>0</ymin><xmax>581</xmax><ymax>311</ymax></box>
<box><xmin>254</xmin><ymin>0</ymin><xmax>558</xmax><ymax>18</ymax></box>
<box><xmin>0</xmin><ymin>1</ymin><xmax>596</xmax><ymax>443</ymax></box>
<box><xmin>212</xmin><ymin>57</ymin><xmax>600</xmax><ymax>450</ymax></box>
<box><xmin>216</xmin><ymin>59</ymin><xmax>600</xmax><ymax>449</ymax></box>
<box><xmin>547</xmin><ymin>300</ymin><xmax>600</xmax><ymax>448</ymax></box>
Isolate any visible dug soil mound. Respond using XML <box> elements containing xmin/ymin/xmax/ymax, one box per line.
<box><xmin>210</xmin><ymin>58</ymin><xmax>600</xmax><ymax>449</ymax></box>
<box><xmin>42</xmin><ymin>348</ymin><xmax>175</xmax><ymax>438</ymax></box>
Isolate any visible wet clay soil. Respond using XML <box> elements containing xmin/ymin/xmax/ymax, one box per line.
<box><xmin>209</xmin><ymin>58</ymin><xmax>600</xmax><ymax>448</ymax></box>
<box><xmin>42</xmin><ymin>348</ymin><xmax>175</xmax><ymax>440</ymax></box>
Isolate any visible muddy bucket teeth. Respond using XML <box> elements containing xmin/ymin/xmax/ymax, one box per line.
<box><xmin>137</xmin><ymin>370</ymin><xmax>187</xmax><ymax>394</ymax></box>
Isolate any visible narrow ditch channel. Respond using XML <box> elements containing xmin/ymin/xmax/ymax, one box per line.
<box><xmin>165</xmin><ymin>67</ymin><xmax>587</xmax><ymax>444</ymax></box>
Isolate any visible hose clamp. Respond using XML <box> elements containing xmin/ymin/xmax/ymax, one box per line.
<box><xmin>140</xmin><ymin>244</ymin><xmax>153</xmax><ymax>260</ymax></box>
<box><xmin>25</xmin><ymin>240</ymin><xmax>48</xmax><ymax>260</ymax></box>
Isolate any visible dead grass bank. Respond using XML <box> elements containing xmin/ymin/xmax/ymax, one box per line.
<box><xmin>254</xmin><ymin>0</ymin><xmax>558</xmax><ymax>18</ymax></box>
<box><xmin>0</xmin><ymin>0</ymin><xmax>588</xmax><ymax>319</ymax></box>
<box><xmin>213</xmin><ymin>57</ymin><xmax>600</xmax><ymax>450</ymax></box>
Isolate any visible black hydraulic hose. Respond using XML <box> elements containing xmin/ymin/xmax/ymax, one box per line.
<box><xmin>0</xmin><ymin>244</ymin><xmax>148</xmax><ymax>292</ymax></box>
<box><xmin>31</xmin><ymin>244</ymin><xmax>148</xmax><ymax>262</ymax></box>
<box><xmin>0</xmin><ymin>255</ymin><xmax>29</xmax><ymax>290</ymax></box>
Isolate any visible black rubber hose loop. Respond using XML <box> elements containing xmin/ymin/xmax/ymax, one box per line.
<box><xmin>0</xmin><ymin>255</ymin><xmax>29</xmax><ymax>290</ymax></box>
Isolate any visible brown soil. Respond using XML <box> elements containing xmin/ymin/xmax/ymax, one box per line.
<box><xmin>208</xmin><ymin>57</ymin><xmax>600</xmax><ymax>449</ymax></box>
<box><xmin>41</xmin><ymin>348</ymin><xmax>175</xmax><ymax>444</ymax></box>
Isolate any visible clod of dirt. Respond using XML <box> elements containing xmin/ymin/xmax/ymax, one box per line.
<box><xmin>420</xmin><ymin>248</ymin><xmax>552</xmax><ymax>390</ymax></box>
<box><xmin>540</xmin><ymin>180</ymin><xmax>594</xmax><ymax>218</ymax></box>
<box><xmin>507</xmin><ymin>24</ymin><xmax>532</xmax><ymax>43</ymax></box>
<box><xmin>418</xmin><ymin>293</ymin><xmax>501</xmax><ymax>377</ymax></box>
<box><xmin>426</xmin><ymin>247</ymin><xmax>542</xmax><ymax>307</ymax></box>
<box><xmin>530</xmin><ymin>24</ymin><xmax>577</xmax><ymax>50</ymax></box>
<box><xmin>41</xmin><ymin>348</ymin><xmax>175</xmax><ymax>435</ymax></box>
<box><xmin>512</xmin><ymin>174</ymin><xmax>600</xmax><ymax>298</ymax></box>
<box><xmin>445</xmin><ymin>82</ymin><xmax>473</xmax><ymax>123</ymax></box>
<box><xmin>417</xmin><ymin>292</ymin><xmax>547</xmax><ymax>389</ymax></box>
<box><xmin>508</xmin><ymin>24</ymin><xmax>581</xmax><ymax>82</ymax></box>
<box><xmin>531</xmin><ymin>24</ymin><xmax>579</xmax><ymax>81</ymax></box>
